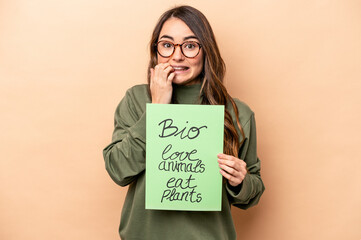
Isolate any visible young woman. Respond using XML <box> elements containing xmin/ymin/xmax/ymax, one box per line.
<box><xmin>103</xmin><ymin>5</ymin><xmax>265</xmax><ymax>240</ymax></box>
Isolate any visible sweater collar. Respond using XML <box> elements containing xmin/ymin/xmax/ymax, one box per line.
<box><xmin>173</xmin><ymin>82</ymin><xmax>203</xmax><ymax>104</ymax></box>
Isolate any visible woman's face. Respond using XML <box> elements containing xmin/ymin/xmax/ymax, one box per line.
<box><xmin>157</xmin><ymin>17</ymin><xmax>204</xmax><ymax>85</ymax></box>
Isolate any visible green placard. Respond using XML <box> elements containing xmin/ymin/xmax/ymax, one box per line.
<box><xmin>146</xmin><ymin>103</ymin><xmax>224</xmax><ymax>211</ymax></box>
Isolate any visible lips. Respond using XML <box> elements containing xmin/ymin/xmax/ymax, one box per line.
<box><xmin>172</xmin><ymin>66</ymin><xmax>189</xmax><ymax>71</ymax></box>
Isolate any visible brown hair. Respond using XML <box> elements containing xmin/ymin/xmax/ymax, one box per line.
<box><xmin>147</xmin><ymin>5</ymin><xmax>245</xmax><ymax>157</ymax></box>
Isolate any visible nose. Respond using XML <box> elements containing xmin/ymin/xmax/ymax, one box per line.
<box><xmin>171</xmin><ymin>45</ymin><xmax>185</xmax><ymax>61</ymax></box>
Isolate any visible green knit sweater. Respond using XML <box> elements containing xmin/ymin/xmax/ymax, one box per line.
<box><xmin>103</xmin><ymin>83</ymin><xmax>265</xmax><ymax>240</ymax></box>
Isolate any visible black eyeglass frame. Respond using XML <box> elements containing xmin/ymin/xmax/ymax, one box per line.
<box><xmin>154</xmin><ymin>41</ymin><xmax>203</xmax><ymax>58</ymax></box>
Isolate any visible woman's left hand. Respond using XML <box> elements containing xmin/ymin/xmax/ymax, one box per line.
<box><xmin>217</xmin><ymin>153</ymin><xmax>247</xmax><ymax>187</ymax></box>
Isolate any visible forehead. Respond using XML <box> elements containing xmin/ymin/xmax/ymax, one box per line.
<box><xmin>158</xmin><ymin>17</ymin><xmax>196</xmax><ymax>40</ymax></box>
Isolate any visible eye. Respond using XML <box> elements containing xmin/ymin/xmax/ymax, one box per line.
<box><xmin>161</xmin><ymin>42</ymin><xmax>173</xmax><ymax>48</ymax></box>
<box><xmin>184</xmin><ymin>42</ymin><xmax>197</xmax><ymax>49</ymax></box>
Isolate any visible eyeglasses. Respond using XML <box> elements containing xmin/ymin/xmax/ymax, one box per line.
<box><xmin>154</xmin><ymin>40</ymin><xmax>202</xmax><ymax>58</ymax></box>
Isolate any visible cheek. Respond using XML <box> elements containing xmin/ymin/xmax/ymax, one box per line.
<box><xmin>191</xmin><ymin>57</ymin><xmax>204</xmax><ymax>72</ymax></box>
<box><xmin>157</xmin><ymin>54</ymin><xmax>168</xmax><ymax>64</ymax></box>
<box><xmin>194</xmin><ymin>51</ymin><xmax>204</xmax><ymax>69</ymax></box>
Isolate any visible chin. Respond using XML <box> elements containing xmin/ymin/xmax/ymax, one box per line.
<box><xmin>173</xmin><ymin>75</ymin><xmax>198</xmax><ymax>86</ymax></box>
<box><xmin>172</xmin><ymin>78</ymin><xmax>188</xmax><ymax>85</ymax></box>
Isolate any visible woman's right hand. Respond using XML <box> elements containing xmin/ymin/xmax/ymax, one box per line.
<box><xmin>150</xmin><ymin>63</ymin><xmax>175</xmax><ymax>104</ymax></box>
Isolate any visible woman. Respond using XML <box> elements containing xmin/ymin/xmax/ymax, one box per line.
<box><xmin>103</xmin><ymin>5</ymin><xmax>265</xmax><ymax>240</ymax></box>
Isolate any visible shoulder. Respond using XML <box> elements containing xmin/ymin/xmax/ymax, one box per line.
<box><xmin>118</xmin><ymin>84</ymin><xmax>151</xmax><ymax>115</ymax></box>
<box><xmin>228</xmin><ymin>98</ymin><xmax>254</xmax><ymax>127</ymax></box>
<box><xmin>126</xmin><ymin>84</ymin><xmax>149</xmax><ymax>98</ymax></box>
<box><xmin>123</xmin><ymin>83</ymin><xmax>151</xmax><ymax>105</ymax></box>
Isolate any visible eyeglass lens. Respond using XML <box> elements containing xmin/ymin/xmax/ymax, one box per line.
<box><xmin>157</xmin><ymin>41</ymin><xmax>200</xmax><ymax>58</ymax></box>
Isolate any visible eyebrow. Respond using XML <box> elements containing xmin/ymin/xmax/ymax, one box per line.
<box><xmin>159</xmin><ymin>34</ymin><xmax>199</xmax><ymax>41</ymax></box>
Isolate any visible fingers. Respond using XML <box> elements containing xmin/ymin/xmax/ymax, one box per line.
<box><xmin>152</xmin><ymin>63</ymin><xmax>174</xmax><ymax>84</ymax></box>
<box><xmin>217</xmin><ymin>153</ymin><xmax>247</xmax><ymax>187</ymax></box>
<box><xmin>219</xmin><ymin>169</ymin><xmax>239</xmax><ymax>186</ymax></box>
<box><xmin>217</xmin><ymin>153</ymin><xmax>235</xmax><ymax>160</ymax></box>
<box><xmin>150</xmin><ymin>63</ymin><xmax>174</xmax><ymax>104</ymax></box>
<box><xmin>219</xmin><ymin>163</ymin><xmax>237</xmax><ymax>176</ymax></box>
<box><xmin>168</xmin><ymin>72</ymin><xmax>175</xmax><ymax>82</ymax></box>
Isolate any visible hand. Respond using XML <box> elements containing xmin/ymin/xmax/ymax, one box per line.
<box><xmin>150</xmin><ymin>63</ymin><xmax>175</xmax><ymax>104</ymax></box>
<box><xmin>217</xmin><ymin>153</ymin><xmax>247</xmax><ymax>187</ymax></box>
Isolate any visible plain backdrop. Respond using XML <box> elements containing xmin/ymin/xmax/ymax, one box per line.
<box><xmin>1</xmin><ymin>0</ymin><xmax>360</xmax><ymax>239</ymax></box>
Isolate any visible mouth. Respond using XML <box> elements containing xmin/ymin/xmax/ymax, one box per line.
<box><xmin>172</xmin><ymin>66</ymin><xmax>189</xmax><ymax>73</ymax></box>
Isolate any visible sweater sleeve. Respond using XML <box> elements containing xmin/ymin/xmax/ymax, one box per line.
<box><xmin>225</xmin><ymin>113</ymin><xmax>265</xmax><ymax>209</ymax></box>
<box><xmin>103</xmin><ymin>89</ymin><xmax>146</xmax><ymax>187</ymax></box>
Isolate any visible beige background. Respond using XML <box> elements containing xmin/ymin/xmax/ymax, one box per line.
<box><xmin>1</xmin><ymin>0</ymin><xmax>360</xmax><ymax>239</ymax></box>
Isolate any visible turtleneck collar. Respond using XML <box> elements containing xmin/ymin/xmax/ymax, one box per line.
<box><xmin>172</xmin><ymin>82</ymin><xmax>203</xmax><ymax>104</ymax></box>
